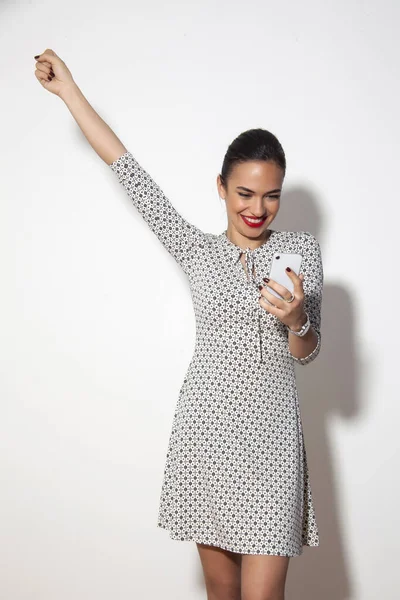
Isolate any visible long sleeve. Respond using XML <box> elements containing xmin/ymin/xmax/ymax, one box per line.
<box><xmin>109</xmin><ymin>151</ymin><xmax>206</xmax><ymax>274</ymax></box>
<box><xmin>289</xmin><ymin>232</ymin><xmax>324</xmax><ymax>366</ymax></box>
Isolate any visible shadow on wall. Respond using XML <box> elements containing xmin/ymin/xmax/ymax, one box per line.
<box><xmin>277</xmin><ymin>185</ymin><xmax>358</xmax><ymax>600</ymax></box>
<box><xmin>286</xmin><ymin>281</ymin><xmax>357</xmax><ymax>600</ymax></box>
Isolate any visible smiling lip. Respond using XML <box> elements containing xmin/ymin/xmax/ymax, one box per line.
<box><xmin>240</xmin><ymin>215</ymin><xmax>267</xmax><ymax>228</ymax></box>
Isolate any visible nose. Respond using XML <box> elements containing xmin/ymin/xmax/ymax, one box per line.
<box><xmin>250</xmin><ymin>198</ymin><xmax>266</xmax><ymax>216</ymax></box>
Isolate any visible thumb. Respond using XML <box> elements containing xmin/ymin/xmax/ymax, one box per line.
<box><xmin>35</xmin><ymin>52</ymin><xmax>58</xmax><ymax>64</ymax></box>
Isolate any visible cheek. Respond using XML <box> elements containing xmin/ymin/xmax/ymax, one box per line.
<box><xmin>227</xmin><ymin>199</ymin><xmax>247</xmax><ymax>214</ymax></box>
<box><xmin>268</xmin><ymin>201</ymin><xmax>280</xmax><ymax>215</ymax></box>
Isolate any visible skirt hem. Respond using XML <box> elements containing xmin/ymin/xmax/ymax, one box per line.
<box><xmin>157</xmin><ymin>522</ymin><xmax>319</xmax><ymax>557</ymax></box>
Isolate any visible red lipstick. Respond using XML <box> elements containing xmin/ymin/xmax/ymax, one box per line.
<box><xmin>240</xmin><ymin>215</ymin><xmax>267</xmax><ymax>228</ymax></box>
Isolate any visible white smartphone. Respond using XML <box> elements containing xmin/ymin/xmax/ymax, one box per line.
<box><xmin>265</xmin><ymin>253</ymin><xmax>303</xmax><ymax>299</ymax></box>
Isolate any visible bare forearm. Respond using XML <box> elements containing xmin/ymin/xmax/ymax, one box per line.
<box><xmin>60</xmin><ymin>84</ymin><xmax>127</xmax><ymax>165</ymax></box>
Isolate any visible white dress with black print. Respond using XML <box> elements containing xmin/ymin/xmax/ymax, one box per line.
<box><xmin>109</xmin><ymin>151</ymin><xmax>323</xmax><ymax>557</ymax></box>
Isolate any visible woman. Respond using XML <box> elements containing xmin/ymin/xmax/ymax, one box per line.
<box><xmin>34</xmin><ymin>49</ymin><xmax>324</xmax><ymax>600</ymax></box>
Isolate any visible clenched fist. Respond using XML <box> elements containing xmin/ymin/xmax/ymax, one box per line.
<box><xmin>34</xmin><ymin>48</ymin><xmax>76</xmax><ymax>98</ymax></box>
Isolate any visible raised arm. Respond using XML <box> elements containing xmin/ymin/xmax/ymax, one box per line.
<box><xmin>60</xmin><ymin>82</ymin><xmax>127</xmax><ymax>165</ymax></box>
<box><xmin>34</xmin><ymin>49</ymin><xmax>205</xmax><ymax>273</ymax></box>
<box><xmin>108</xmin><ymin>151</ymin><xmax>206</xmax><ymax>272</ymax></box>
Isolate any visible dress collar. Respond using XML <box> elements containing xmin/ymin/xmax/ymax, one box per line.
<box><xmin>218</xmin><ymin>229</ymin><xmax>278</xmax><ymax>263</ymax></box>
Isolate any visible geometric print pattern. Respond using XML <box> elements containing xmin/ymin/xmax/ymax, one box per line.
<box><xmin>109</xmin><ymin>151</ymin><xmax>324</xmax><ymax>557</ymax></box>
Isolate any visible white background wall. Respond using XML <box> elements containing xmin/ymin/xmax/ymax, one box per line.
<box><xmin>1</xmin><ymin>0</ymin><xmax>398</xmax><ymax>598</ymax></box>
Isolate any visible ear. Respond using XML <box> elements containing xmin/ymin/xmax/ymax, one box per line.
<box><xmin>216</xmin><ymin>174</ymin><xmax>226</xmax><ymax>200</ymax></box>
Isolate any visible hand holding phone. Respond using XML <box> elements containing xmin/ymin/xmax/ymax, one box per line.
<box><xmin>265</xmin><ymin>253</ymin><xmax>303</xmax><ymax>299</ymax></box>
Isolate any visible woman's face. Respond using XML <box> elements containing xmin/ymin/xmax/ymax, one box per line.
<box><xmin>217</xmin><ymin>160</ymin><xmax>284</xmax><ymax>245</ymax></box>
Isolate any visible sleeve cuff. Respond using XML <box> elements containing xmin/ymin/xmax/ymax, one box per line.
<box><xmin>289</xmin><ymin>330</ymin><xmax>321</xmax><ymax>366</ymax></box>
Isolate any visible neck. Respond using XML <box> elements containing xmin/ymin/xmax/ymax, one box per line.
<box><xmin>225</xmin><ymin>227</ymin><xmax>272</xmax><ymax>251</ymax></box>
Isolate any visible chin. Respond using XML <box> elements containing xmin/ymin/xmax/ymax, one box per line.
<box><xmin>238</xmin><ymin>218</ymin><xmax>272</xmax><ymax>237</ymax></box>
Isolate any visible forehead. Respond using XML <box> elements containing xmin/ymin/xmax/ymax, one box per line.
<box><xmin>229</xmin><ymin>160</ymin><xmax>284</xmax><ymax>184</ymax></box>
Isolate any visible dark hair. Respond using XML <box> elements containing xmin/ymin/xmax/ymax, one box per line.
<box><xmin>219</xmin><ymin>128</ymin><xmax>286</xmax><ymax>189</ymax></box>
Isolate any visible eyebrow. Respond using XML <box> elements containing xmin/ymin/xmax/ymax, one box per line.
<box><xmin>236</xmin><ymin>186</ymin><xmax>281</xmax><ymax>194</ymax></box>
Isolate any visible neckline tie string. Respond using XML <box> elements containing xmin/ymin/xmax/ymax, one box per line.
<box><xmin>242</xmin><ymin>248</ymin><xmax>263</xmax><ymax>362</ymax></box>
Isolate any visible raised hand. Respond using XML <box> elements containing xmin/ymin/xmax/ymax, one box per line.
<box><xmin>34</xmin><ymin>48</ymin><xmax>76</xmax><ymax>97</ymax></box>
<box><xmin>258</xmin><ymin>268</ymin><xmax>307</xmax><ymax>332</ymax></box>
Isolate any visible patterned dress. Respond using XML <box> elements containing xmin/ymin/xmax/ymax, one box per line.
<box><xmin>109</xmin><ymin>151</ymin><xmax>323</xmax><ymax>557</ymax></box>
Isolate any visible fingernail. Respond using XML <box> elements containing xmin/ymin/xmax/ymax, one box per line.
<box><xmin>34</xmin><ymin>55</ymin><xmax>40</xmax><ymax>59</ymax></box>
<box><xmin>258</xmin><ymin>285</ymin><xmax>263</xmax><ymax>291</ymax></box>
<box><xmin>50</xmin><ymin>70</ymin><xmax>55</xmax><ymax>77</ymax></box>
<box><xmin>263</xmin><ymin>277</ymin><xmax>269</xmax><ymax>282</ymax></box>
<box><xmin>286</xmin><ymin>267</ymin><xmax>291</xmax><ymax>272</ymax></box>
<box><xmin>47</xmin><ymin>75</ymin><xmax>52</xmax><ymax>81</ymax></box>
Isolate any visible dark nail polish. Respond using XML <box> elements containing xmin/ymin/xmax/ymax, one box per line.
<box><xmin>263</xmin><ymin>277</ymin><xmax>269</xmax><ymax>282</ymax></box>
<box><xmin>47</xmin><ymin>75</ymin><xmax>52</xmax><ymax>81</ymax></box>
<box><xmin>50</xmin><ymin>70</ymin><xmax>55</xmax><ymax>77</ymax></box>
<box><xmin>258</xmin><ymin>285</ymin><xmax>263</xmax><ymax>291</ymax></box>
<box><xmin>34</xmin><ymin>55</ymin><xmax>40</xmax><ymax>59</ymax></box>
<box><xmin>286</xmin><ymin>267</ymin><xmax>291</xmax><ymax>272</ymax></box>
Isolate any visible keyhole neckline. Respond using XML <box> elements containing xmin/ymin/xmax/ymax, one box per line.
<box><xmin>222</xmin><ymin>229</ymin><xmax>277</xmax><ymax>254</ymax></box>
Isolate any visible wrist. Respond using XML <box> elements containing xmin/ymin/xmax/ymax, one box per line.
<box><xmin>288</xmin><ymin>312</ymin><xmax>308</xmax><ymax>333</ymax></box>
<box><xmin>59</xmin><ymin>82</ymin><xmax>82</xmax><ymax>105</ymax></box>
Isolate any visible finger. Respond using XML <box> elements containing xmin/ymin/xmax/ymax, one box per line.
<box><xmin>283</xmin><ymin>267</ymin><xmax>302</xmax><ymax>285</ymax></box>
<box><xmin>35</xmin><ymin>48</ymin><xmax>57</xmax><ymax>60</ymax></box>
<box><xmin>262</xmin><ymin>277</ymin><xmax>294</xmax><ymax>302</ymax></box>
<box><xmin>283</xmin><ymin>268</ymin><xmax>305</xmax><ymax>295</ymax></box>
<box><xmin>36</xmin><ymin>61</ymin><xmax>53</xmax><ymax>71</ymax></box>
<box><xmin>34</xmin><ymin>52</ymin><xmax>59</xmax><ymax>69</ymax></box>
<box><xmin>34</xmin><ymin>69</ymin><xmax>53</xmax><ymax>86</ymax></box>
<box><xmin>259</xmin><ymin>285</ymin><xmax>287</xmax><ymax>310</ymax></box>
<box><xmin>35</xmin><ymin>62</ymin><xmax>54</xmax><ymax>78</ymax></box>
<box><xmin>35</xmin><ymin>67</ymin><xmax>54</xmax><ymax>82</ymax></box>
<box><xmin>258</xmin><ymin>294</ymin><xmax>281</xmax><ymax>316</ymax></box>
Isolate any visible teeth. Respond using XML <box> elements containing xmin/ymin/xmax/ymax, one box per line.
<box><xmin>244</xmin><ymin>216</ymin><xmax>264</xmax><ymax>222</ymax></box>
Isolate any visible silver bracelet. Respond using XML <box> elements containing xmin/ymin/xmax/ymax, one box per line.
<box><xmin>288</xmin><ymin>312</ymin><xmax>311</xmax><ymax>337</ymax></box>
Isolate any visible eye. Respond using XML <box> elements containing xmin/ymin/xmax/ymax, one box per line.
<box><xmin>238</xmin><ymin>192</ymin><xmax>280</xmax><ymax>199</ymax></box>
